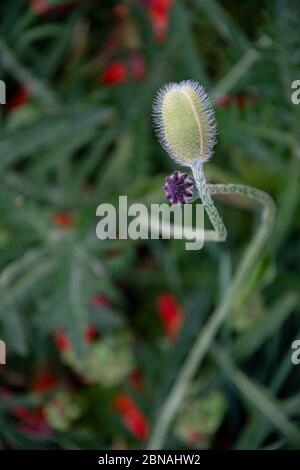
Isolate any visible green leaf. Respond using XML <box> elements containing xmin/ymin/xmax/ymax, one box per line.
<box><xmin>0</xmin><ymin>107</ymin><xmax>113</xmax><ymax>165</ymax></box>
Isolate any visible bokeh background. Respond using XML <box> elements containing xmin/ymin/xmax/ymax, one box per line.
<box><xmin>0</xmin><ymin>0</ymin><xmax>300</xmax><ymax>450</ymax></box>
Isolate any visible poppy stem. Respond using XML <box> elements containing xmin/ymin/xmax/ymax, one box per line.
<box><xmin>147</xmin><ymin>181</ymin><xmax>276</xmax><ymax>450</ymax></box>
<box><xmin>191</xmin><ymin>160</ymin><xmax>227</xmax><ymax>241</ymax></box>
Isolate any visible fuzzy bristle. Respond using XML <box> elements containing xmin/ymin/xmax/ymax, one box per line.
<box><xmin>153</xmin><ymin>80</ymin><xmax>217</xmax><ymax>166</ymax></box>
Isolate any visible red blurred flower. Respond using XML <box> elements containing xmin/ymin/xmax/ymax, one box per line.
<box><xmin>85</xmin><ymin>324</ymin><xmax>99</xmax><ymax>343</ymax></box>
<box><xmin>129</xmin><ymin>52</ymin><xmax>147</xmax><ymax>81</ymax></box>
<box><xmin>30</xmin><ymin>0</ymin><xmax>51</xmax><ymax>15</ymax></box>
<box><xmin>101</xmin><ymin>61</ymin><xmax>128</xmax><ymax>86</ymax></box>
<box><xmin>53</xmin><ymin>212</ymin><xmax>73</xmax><ymax>229</ymax></box>
<box><xmin>216</xmin><ymin>93</ymin><xmax>257</xmax><ymax>111</ymax></box>
<box><xmin>13</xmin><ymin>406</ymin><xmax>52</xmax><ymax>437</ymax></box>
<box><xmin>114</xmin><ymin>394</ymin><xmax>149</xmax><ymax>441</ymax></box>
<box><xmin>29</xmin><ymin>0</ymin><xmax>74</xmax><ymax>16</ymax></box>
<box><xmin>53</xmin><ymin>330</ymin><xmax>71</xmax><ymax>353</ymax></box>
<box><xmin>31</xmin><ymin>372</ymin><xmax>59</xmax><ymax>393</ymax></box>
<box><xmin>216</xmin><ymin>95</ymin><xmax>232</xmax><ymax>109</ymax></box>
<box><xmin>157</xmin><ymin>293</ymin><xmax>184</xmax><ymax>341</ymax></box>
<box><xmin>129</xmin><ymin>368</ymin><xmax>144</xmax><ymax>393</ymax></box>
<box><xmin>8</xmin><ymin>87</ymin><xmax>29</xmax><ymax>111</ymax></box>
<box><xmin>91</xmin><ymin>293</ymin><xmax>111</xmax><ymax>309</ymax></box>
<box><xmin>147</xmin><ymin>0</ymin><xmax>174</xmax><ymax>43</ymax></box>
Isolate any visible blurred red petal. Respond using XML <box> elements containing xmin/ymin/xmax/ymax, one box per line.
<box><xmin>216</xmin><ymin>95</ymin><xmax>232</xmax><ymax>108</ymax></box>
<box><xmin>91</xmin><ymin>293</ymin><xmax>111</xmax><ymax>309</ymax></box>
<box><xmin>148</xmin><ymin>0</ymin><xmax>174</xmax><ymax>42</ymax></box>
<box><xmin>101</xmin><ymin>61</ymin><xmax>128</xmax><ymax>85</ymax></box>
<box><xmin>129</xmin><ymin>369</ymin><xmax>144</xmax><ymax>393</ymax></box>
<box><xmin>157</xmin><ymin>293</ymin><xmax>184</xmax><ymax>340</ymax></box>
<box><xmin>114</xmin><ymin>394</ymin><xmax>133</xmax><ymax>414</ymax></box>
<box><xmin>129</xmin><ymin>52</ymin><xmax>147</xmax><ymax>81</ymax></box>
<box><xmin>123</xmin><ymin>411</ymin><xmax>148</xmax><ymax>441</ymax></box>
<box><xmin>53</xmin><ymin>212</ymin><xmax>73</xmax><ymax>229</ymax></box>
<box><xmin>31</xmin><ymin>372</ymin><xmax>59</xmax><ymax>392</ymax></box>
<box><xmin>13</xmin><ymin>406</ymin><xmax>51</xmax><ymax>437</ymax></box>
<box><xmin>114</xmin><ymin>394</ymin><xmax>149</xmax><ymax>441</ymax></box>
<box><xmin>85</xmin><ymin>324</ymin><xmax>99</xmax><ymax>343</ymax></box>
<box><xmin>8</xmin><ymin>87</ymin><xmax>29</xmax><ymax>111</ymax></box>
<box><xmin>53</xmin><ymin>330</ymin><xmax>71</xmax><ymax>353</ymax></box>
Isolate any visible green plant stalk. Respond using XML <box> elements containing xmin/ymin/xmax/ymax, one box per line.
<box><xmin>192</xmin><ymin>161</ymin><xmax>227</xmax><ymax>241</ymax></box>
<box><xmin>147</xmin><ymin>170</ymin><xmax>276</xmax><ymax>449</ymax></box>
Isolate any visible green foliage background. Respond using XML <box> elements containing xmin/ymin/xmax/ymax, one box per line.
<box><xmin>0</xmin><ymin>0</ymin><xmax>300</xmax><ymax>450</ymax></box>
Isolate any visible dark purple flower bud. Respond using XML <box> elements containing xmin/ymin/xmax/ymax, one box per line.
<box><xmin>163</xmin><ymin>170</ymin><xmax>194</xmax><ymax>205</ymax></box>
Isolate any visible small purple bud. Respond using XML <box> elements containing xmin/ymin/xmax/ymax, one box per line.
<box><xmin>163</xmin><ymin>170</ymin><xmax>194</xmax><ymax>205</ymax></box>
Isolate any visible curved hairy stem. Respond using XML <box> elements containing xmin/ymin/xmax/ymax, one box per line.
<box><xmin>191</xmin><ymin>160</ymin><xmax>227</xmax><ymax>241</ymax></box>
<box><xmin>147</xmin><ymin>181</ymin><xmax>276</xmax><ymax>450</ymax></box>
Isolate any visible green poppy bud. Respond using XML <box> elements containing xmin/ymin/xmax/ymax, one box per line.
<box><xmin>153</xmin><ymin>80</ymin><xmax>217</xmax><ymax>166</ymax></box>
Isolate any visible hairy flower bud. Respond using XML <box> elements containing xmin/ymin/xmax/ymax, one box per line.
<box><xmin>153</xmin><ymin>80</ymin><xmax>217</xmax><ymax>166</ymax></box>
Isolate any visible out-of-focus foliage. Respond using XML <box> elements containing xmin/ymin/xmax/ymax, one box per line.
<box><xmin>0</xmin><ymin>0</ymin><xmax>299</xmax><ymax>450</ymax></box>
